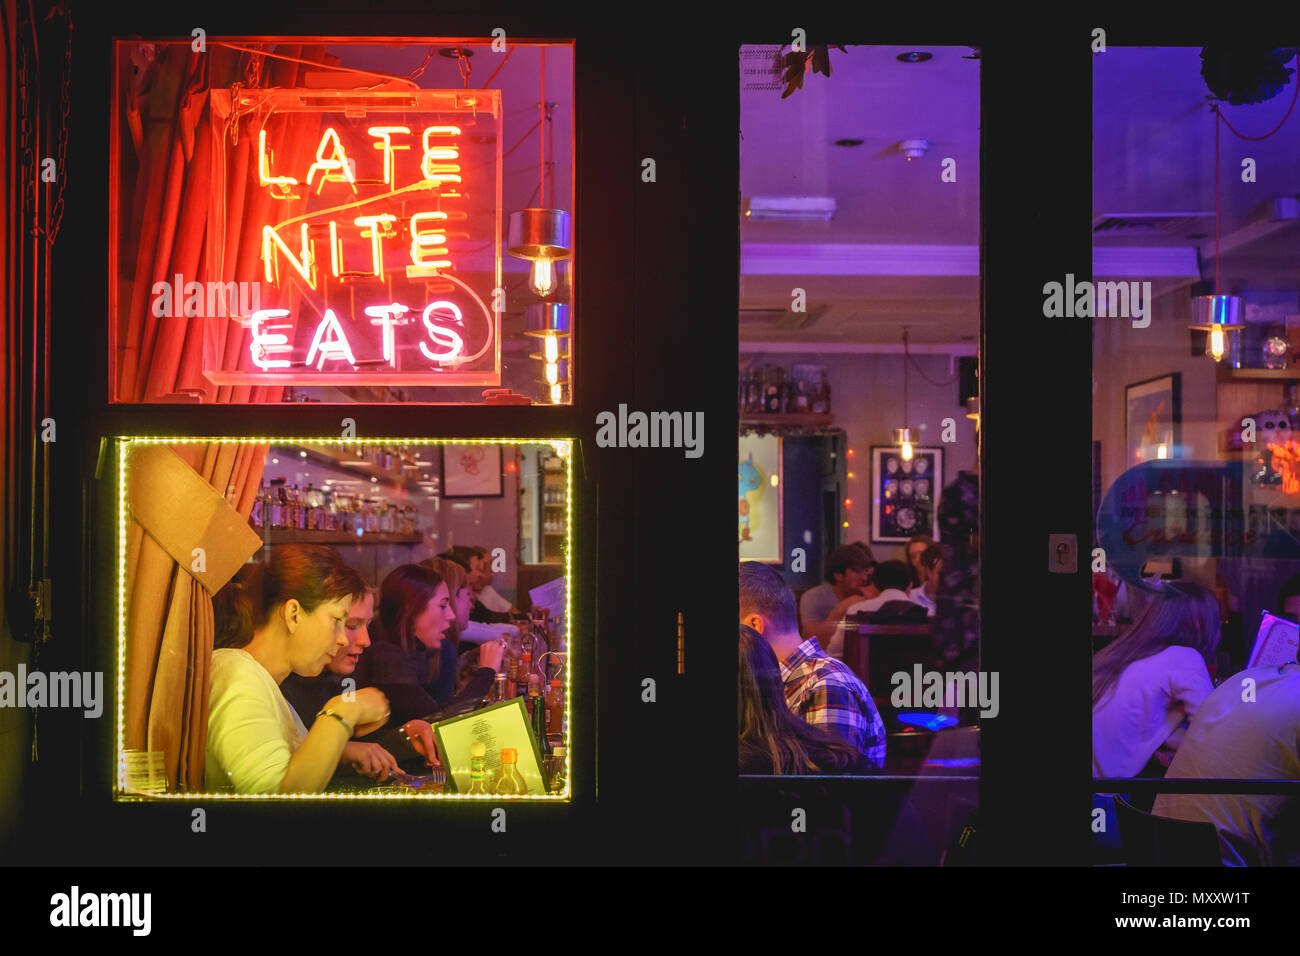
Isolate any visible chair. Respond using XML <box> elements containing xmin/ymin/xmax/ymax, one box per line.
<box><xmin>1112</xmin><ymin>795</ymin><xmax>1223</xmax><ymax>866</ymax></box>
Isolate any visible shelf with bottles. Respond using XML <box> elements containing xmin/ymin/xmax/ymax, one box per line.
<box><xmin>295</xmin><ymin>442</ymin><xmax>431</xmax><ymax>492</ymax></box>
<box><xmin>740</xmin><ymin>362</ymin><xmax>832</xmax><ymax>417</ymax></box>
<box><xmin>262</xmin><ymin>529</ymin><xmax>424</xmax><ymax>545</ymax></box>
<box><xmin>250</xmin><ymin>478</ymin><xmax>422</xmax><ymax>539</ymax></box>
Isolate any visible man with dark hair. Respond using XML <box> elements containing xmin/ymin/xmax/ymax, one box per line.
<box><xmin>740</xmin><ymin>561</ymin><xmax>886</xmax><ymax>768</ymax></box>
<box><xmin>800</xmin><ymin>544</ymin><xmax>875</xmax><ymax>629</ymax></box>
<box><xmin>1280</xmin><ymin>574</ymin><xmax>1300</xmax><ymax>623</ymax></box>
<box><xmin>908</xmin><ymin>544</ymin><xmax>944</xmax><ymax>617</ymax></box>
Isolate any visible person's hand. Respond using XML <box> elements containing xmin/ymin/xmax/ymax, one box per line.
<box><xmin>330</xmin><ymin>687</ymin><xmax>390</xmax><ymax>737</ymax></box>
<box><xmin>402</xmin><ymin>719</ymin><xmax>441</xmax><ymax>768</ymax></box>
<box><xmin>479</xmin><ymin>639</ymin><xmax>505</xmax><ymax>672</ymax></box>
<box><xmin>342</xmin><ymin>741</ymin><xmax>401</xmax><ymax>780</ymax></box>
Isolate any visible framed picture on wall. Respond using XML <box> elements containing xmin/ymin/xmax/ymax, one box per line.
<box><xmin>1125</xmin><ymin>373</ymin><xmax>1181</xmax><ymax>467</ymax></box>
<box><xmin>869</xmin><ymin>446</ymin><xmax>942</xmax><ymax>544</ymax></box>
<box><xmin>442</xmin><ymin>443</ymin><xmax>504</xmax><ymax>497</ymax></box>
<box><xmin>738</xmin><ymin>433</ymin><xmax>782</xmax><ymax>563</ymax></box>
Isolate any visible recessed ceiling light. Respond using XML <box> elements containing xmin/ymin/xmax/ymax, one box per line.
<box><xmin>897</xmin><ymin>52</ymin><xmax>932</xmax><ymax>63</ymax></box>
<box><xmin>834</xmin><ymin>138</ymin><xmax>864</xmax><ymax>147</ymax></box>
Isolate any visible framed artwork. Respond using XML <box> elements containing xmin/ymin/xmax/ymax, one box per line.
<box><xmin>738</xmin><ymin>433</ymin><xmax>782</xmax><ymax>563</ymax></box>
<box><xmin>870</xmin><ymin>446</ymin><xmax>942</xmax><ymax>544</ymax></box>
<box><xmin>441</xmin><ymin>443</ymin><xmax>504</xmax><ymax>497</ymax></box>
<box><xmin>1125</xmin><ymin>373</ymin><xmax>1181</xmax><ymax>467</ymax></box>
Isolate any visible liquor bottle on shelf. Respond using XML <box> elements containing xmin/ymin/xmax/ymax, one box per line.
<box><xmin>515</xmin><ymin>652</ymin><xmax>532</xmax><ymax>701</ymax></box>
<box><xmin>811</xmin><ymin>369</ymin><xmax>831</xmax><ymax>414</ymax></box>
<box><xmin>548</xmin><ymin>745</ymin><xmax>568</xmax><ymax>794</ymax></box>
<box><xmin>492</xmin><ymin>748</ymin><xmax>528</xmax><ymax>795</ymax></box>
<box><xmin>747</xmin><ymin>367</ymin><xmax>765</xmax><ymax>415</ymax></box>
<box><xmin>250</xmin><ymin>483</ymin><xmax>264</xmax><ymax>528</ymax></box>
<box><xmin>504</xmin><ymin>654</ymin><xmax>519</xmax><ymax>699</ymax></box>
<box><xmin>271</xmin><ymin>481</ymin><xmax>286</xmax><ymax>529</ymax></box>
<box><xmin>530</xmin><ymin>681</ymin><xmax>550</xmax><ymax>755</ymax></box>
<box><xmin>464</xmin><ymin>741</ymin><xmax>489</xmax><ymax>794</ymax></box>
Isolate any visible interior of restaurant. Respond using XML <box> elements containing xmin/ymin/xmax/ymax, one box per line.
<box><xmin>738</xmin><ymin>44</ymin><xmax>981</xmax><ymax>858</ymax></box>
<box><xmin>1090</xmin><ymin>46</ymin><xmax>1300</xmax><ymax>865</ymax></box>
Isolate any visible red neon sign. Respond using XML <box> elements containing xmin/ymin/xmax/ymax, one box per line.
<box><xmin>204</xmin><ymin>89</ymin><xmax>502</xmax><ymax>386</ymax></box>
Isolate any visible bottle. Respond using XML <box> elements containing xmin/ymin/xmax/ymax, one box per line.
<box><xmin>794</xmin><ymin>378</ymin><xmax>809</xmax><ymax>413</ymax></box>
<box><xmin>515</xmin><ymin>652</ymin><xmax>532</xmax><ymax>700</ymax></box>
<box><xmin>492</xmin><ymin>673</ymin><xmax>507</xmax><ymax>705</ymax></box>
<box><xmin>762</xmin><ymin>365</ymin><xmax>778</xmax><ymax>413</ymax></box>
<box><xmin>492</xmin><ymin>748</ymin><xmax>528</xmax><ymax>795</ymax></box>
<box><xmin>548</xmin><ymin>745</ymin><xmax>568</xmax><ymax>794</ymax></box>
<box><xmin>505</xmin><ymin>654</ymin><xmax>519</xmax><ymax>699</ymax></box>
<box><xmin>250</xmin><ymin>483</ymin><xmax>264</xmax><ymax>528</ymax></box>
<box><xmin>526</xmin><ymin>674</ymin><xmax>542</xmax><ymax>721</ymax></box>
<box><xmin>747</xmin><ymin>367</ymin><xmax>765</xmax><ymax>415</ymax></box>
<box><xmin>464</xmin><ymin>741</ymin><xmax>489</xmax><ymax>794</ymax></box>
<box><xmin>813</xmin><ymin>369</ymin><xmax>831</xmax><ymax>414</ymax></box>
<box><xmin>546</xmin><ymin>679</ymin><xmax>564</xmax><ymax>734</ymax></box>
<box><xmin>530</xmin><ymin>681</ymin><xmax>550</xmax><ymax>755</ymax></box>
<box><xmin>271</xmin><ymin>481</ymin><xmax>286</xmax><ymax>529</ymax></box>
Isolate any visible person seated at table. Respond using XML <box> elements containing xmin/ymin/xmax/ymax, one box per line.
<box><xmin>1153</xmin><ymin>649</ymin><xmax>1300</xmax><ymax>865</ymax></box>
<box><xmin>738</xmin><ymin>625</ymin><xmax>877</xmax><ymax>774</ymax></box>
<box><xmin>424</xmin><ymin>555</ymin><xmax>520</xmax><ymax>653</ymax></box>
<box><xmin>1091</xmin><ymin>581</ymin><xmax>1220</xmax><ymax>782</ymax></box>
<box><xmin>208</xmin><ymin>545</ymin><xmax>391</xmax><ymax>794</ymax></box>
<box><xmin>906</xmin><ymin>534</ymin><xmax>936</xmax><ymax>590</ymax></box>
<box><xmin>740</xmin><ymin>561</ymin><xmax>886</xmax><ymax>768</ymax></box>
<box><xmin>907</xmin><ymin>544</ymin><xmax>943</xmax><ymax>617</ymax></box>
<box><xmin>845</xmin><ymin>560</ymin><xmax>925</xmax><ymax>617</ymax></box>
<box><xmin>800</xmin><ymin>544</ymin><xmax>875</xmax><ymax>635</ymax></box>
<box><xmin>354</xmin><ymin>563</ymin><xmax>503</xmax><ymax>726</ymax></box>
<box><xmin>439</xmin><ymin>547</ymin><xmax>518</xmax><ymax>624</ymax></box>
<box><xmin>280</xmin><ymin>584</ymin><xmax>440</xmax><ymax>781</ymax></box>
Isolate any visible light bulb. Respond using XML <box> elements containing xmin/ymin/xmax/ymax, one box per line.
<box><xmin>1209</xmin><ymin>326</ymin><xmax>1226</xmax><ymax>362</ymax></box>
<box><xmin>529</xmin><ymin>258</ymin><xmax>556</xmax><ymax>296</ymax></box>
<box><xmin>545</xmin><ymin>362</ymin><xmax>559</xmax><ymax>386</ymax></box>
<box><xmin>901</xmin><ymin>441</ymin><xmax>914</xmax><ymax>461</ymax></box>
<box><xmin>550</xmin><ymin>384</ymin><xmax>562</xmax><ymax>404</ymax></box>
<box><xmin>544</xmin><ymin>332</ymin><xmax>559</xmax><ymax>363</ymax></box>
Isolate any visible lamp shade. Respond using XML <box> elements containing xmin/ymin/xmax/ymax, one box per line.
<box><xmin>1188</xmin><ymin>294</ymin><xmax>1244</xmax><ymax>330</ymax></box>
<box><xmin>507</xmin><ymin>208</ymin><xmax>572</xmax><ymax>260</ymax></box>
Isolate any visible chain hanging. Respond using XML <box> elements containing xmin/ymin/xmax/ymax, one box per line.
<box><xmin>45</xmin><ymin>3</ymin><xmax>73</xmax><ymax>245</ymax></box>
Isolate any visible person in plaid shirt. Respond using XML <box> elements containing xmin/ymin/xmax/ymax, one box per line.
<box><xmin>740</xmin><ymin>562</ymin><xmax>886</xmax><ymax>768</ymax></box>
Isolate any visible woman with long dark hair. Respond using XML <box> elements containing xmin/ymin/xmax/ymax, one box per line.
<box><xmin>1092</xmin><ymin>580</ymin><xmax>1221</xmax><ymax>778</ymax></box>
<box><xmin>208</xmin><ymin>545</ymin><xmax>390</xmax><ymax>794</ymax></box>
<box><xmin>354</xmin><ymin>563</ymin><xmax>503</xmax><ymax>725</ymax></box>
<box><xmin>738</xmin><ymin>625</ymin><xmax>874</xmax><ymax>774</ymax></box>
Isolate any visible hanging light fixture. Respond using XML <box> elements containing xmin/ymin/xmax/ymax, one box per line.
<box><xmin>526</xmin><ymin>302</ymin><xmax>570</xmax><ymax>404</ymax></box>
<box><xmin>1188</xmin><ymin>102</ymin><xmax>1244</xmax><ymax>362</ymax></box>
<box><xmin>894</xmin><ymin>329</ymin><xmax>915</xmax><ymax>461</ymax></box>
<box><xmin>507</xmin><ymin>47</ymin><xmax>571</xmax><ymax>297</ymax></box>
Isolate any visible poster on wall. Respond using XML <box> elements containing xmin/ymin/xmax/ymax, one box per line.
<box><xmin>1125</xmin><ymin>373</ymin><xmax>1181</xmax><ymax>467</ymax></box>
<box><xmin>870</xmin><ymin>446</ymin><xmax>942</xmax><ymax>544</ymax></box>
<box><xmin>442</xmin><ymin>443</ymin><xmax>504</xmax><ymax>497</ymax></box>
<box><xmin>738</xmin><ymin>434</ymin><xmax>782</xmax><ymax>563</ymax></box>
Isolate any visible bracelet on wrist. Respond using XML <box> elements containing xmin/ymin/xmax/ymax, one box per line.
<box><xmin>315</xmin><ymin>708</ymin><xmax>354</xmax><ymax>736</ymax></box>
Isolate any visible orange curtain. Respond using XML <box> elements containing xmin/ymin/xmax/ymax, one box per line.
<box><xmin>124</xmin><ymin>442</ymin><xmax>267</xmax><ymax>792</ymax></box>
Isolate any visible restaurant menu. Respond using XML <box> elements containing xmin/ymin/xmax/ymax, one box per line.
<box><xmin>1249</xmin><ymin>610</ymin><xmax>1300</xmax><ymax>669</ymax></box>
<box><xmin>432</xmin><ymin>698</ymin><xmax>546</xmax><ymax>795</ymax></box>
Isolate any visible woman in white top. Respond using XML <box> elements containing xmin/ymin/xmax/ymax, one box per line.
<box><xmin>207</xmin><ymin>545</ymin><xmax>391</xmax><ymax>794</ymax></box>
<box><xmin>1092</xmin><ymin>580</ymin><xmax>1221</xmax><ymax>778</ymax></box>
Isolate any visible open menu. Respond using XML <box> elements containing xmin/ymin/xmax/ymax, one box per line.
<box><xmin>1249</xmin><ymin>610</ymin><xmax>1300</xmax><ymax>670</ymax></box>
<box><xmin>432</xmin><ymin>698</ymin><xmax>546</xmax><ymax>795</ymax></box>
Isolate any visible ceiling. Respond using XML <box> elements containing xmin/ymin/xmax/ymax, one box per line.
<box><xmin>1093</xmin><ymin>46</ymin><xmax>1300</xmax><ymax>295</ymax></box>
<box><xmin>740</xmin><ymin>45</ymin><xmax>980</xmax><ymax>347</ymax></box>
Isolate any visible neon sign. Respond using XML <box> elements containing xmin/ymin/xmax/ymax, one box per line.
<box><xmin>204</xmin><ymin>89</ymin><xmax>502</xmax><ymax>387</ymax></box>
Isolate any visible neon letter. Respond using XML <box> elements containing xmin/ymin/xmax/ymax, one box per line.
<box><xmin>409</xmin><ymin>211</ymin><xmax>450</xmax><ymax>269</ymax></box>
<box><xmin>367</xmin><ymin>126</ymin><xmax>411</xmax><ymax>185</ymax></box>
<box><xmin>305</xmin><ymin>309</ymin><xmax>357</xmax><ymax>370</ymax></box>
<box><xmin>258</xmin><ymin>129</ymin><xmax>299</xmax><ymax>186</ymax></box>
<box><xmin>306</xmin><ymin>127</ymin><xmax>357</xmax><ymax>193</ymax></box>
<box><xmin>419</xmin><ymin>301</ymin><xmax>466</xmax><ymax>365</ymax></box>
<box><xmin>353</xmin><ymin>214</ymin><xmax>396</xmax><ymax>278</ymax></box>
<box><xmin>249</xmin><ymin>309</ymin><xmax>293</xmax><ymax>370</ymax></box>
<box><xmin>262</xmin><ymin>224</ymin><xmax>316</xmax><ymax>289</ymax></box>
<box><xmin>421</xmin><ymin>126</ymin><xmax>463</xmax><ymax>184</ymax></box>
<box><xmin>365</xmin><ymin>303</ymin><xmax>411</xmax><ymax>368</ymax></box>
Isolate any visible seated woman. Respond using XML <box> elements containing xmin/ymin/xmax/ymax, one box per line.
<box><xmin>354</xmin><ymin>563</ymin><xmax>504</xmax><ymax>726</ymax></box>
<box><xmin>280</xmin><ymin>585</ymin><xmax>440</xmax><ymax>781</ymax></box>
<box><xmin>207</xmin><ymin>545</ymin><xmax>391</xmax><ymax>794</ymax></box>
<box><xmin>738</xmin><ymin>625</ymin><xmax>878</xmax><ymax>775</ymax></box>
<box><xmin>1092</xmin><ymin>580</ymin><xmax>1221</xmax><ymax>780</ymax></box>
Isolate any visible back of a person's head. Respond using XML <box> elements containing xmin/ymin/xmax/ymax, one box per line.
<box><xmin>825</xmin><ymin>545</ymin><xmax>872</xmax><ymax>584</ymax></box>
<box><xmin>421</xmin><ymin>556</ymin><xmax>467</xmax><ymax>597</ymax></box>
<box><xmin>873</xmin><ymin>560</ymin><xmax>912</xmax><ymax>593</ymax></box>
<box><xmin>919</xmin><ymin>543</ymin><xmax>943</xmax><ymax>570</ymax></box>
<box><xmin>1279</xmin><ymin>573</ymin><xmax>1300</xmax><ymax>614</ymax></box>
<box><xmin>378</xmin><ymin>563</ymin><xmax>445</xmax><ymax>654</ymax></box>
<box><xmin>213</xmin><ymin>545</ymin><xmax>365</xmax><ymax>649</ymax></box>
<box><xmin>438</xmin><ymin>547</ymin><xmax>473</xmax><ymax>572</ymax></box>
<box><xmin>1092</xmin><ymin>579</ymin><xmax>1222</xmax><ymax>707</ymax></box>
<box><xmin>848</xmin><ymin>541</ymin><xmax>876</xmax><ymax>563</ymax></box>
<box><xmin>737</xmin><ymin>625</ymin><xmax>854</xmax><ymax>774</ymax></box>
<box><xmin>739</xmin><ymin>562</ymin><xmax>797</xmax><ymax>636</ymax></box>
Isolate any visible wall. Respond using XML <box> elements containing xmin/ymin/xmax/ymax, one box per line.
<box><xmin>749</xmin><ymin>351</ymin><xmax>977</xmax><ymax>567</ymax></box>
